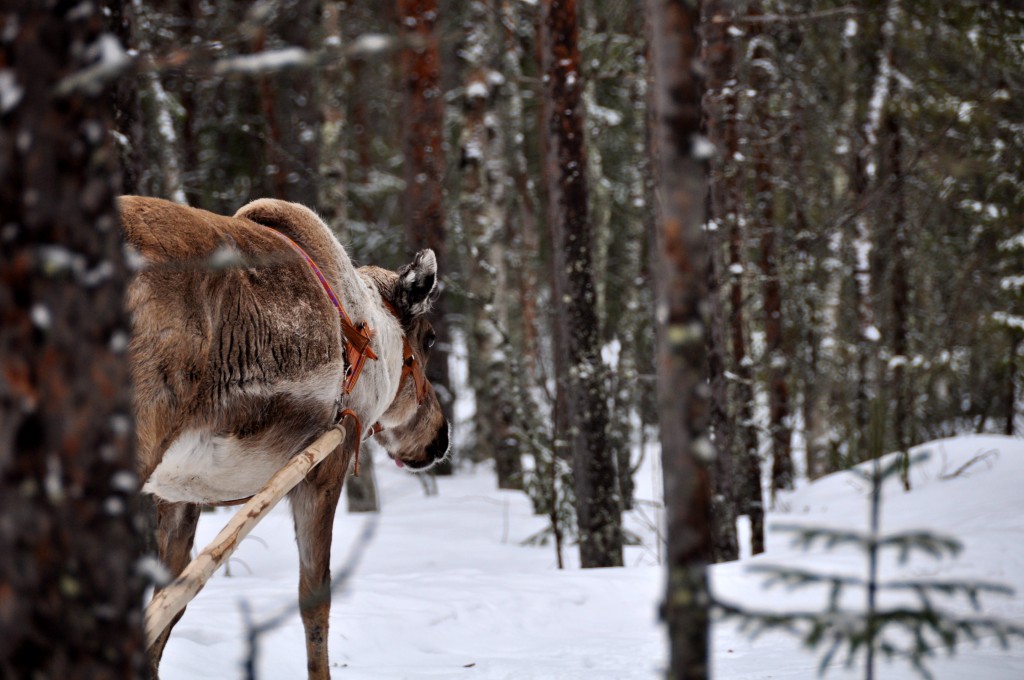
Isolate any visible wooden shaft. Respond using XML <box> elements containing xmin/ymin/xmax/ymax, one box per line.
<box><xmin>144</xmin><ymin>425</ymin><xmax>346</xmax><ymax>648</ymax></box>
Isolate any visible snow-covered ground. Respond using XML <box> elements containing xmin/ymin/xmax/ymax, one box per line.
<box><xmin>160</xmin><ymin>434</ymin><xmax>1024</xmax><ymax>679</ymax></box>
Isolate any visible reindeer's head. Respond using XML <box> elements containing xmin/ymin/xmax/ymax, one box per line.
<box><xmin>360</xmin><ymin>250</ymin><xmax>450</xmax><ymax>471</ymax></box>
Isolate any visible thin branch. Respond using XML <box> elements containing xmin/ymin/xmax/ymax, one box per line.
<box><xmin>710</xmin><ymin>6</ymin><xmax>863</xmax><ymax>26</ymax></box>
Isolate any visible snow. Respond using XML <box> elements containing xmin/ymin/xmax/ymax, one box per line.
<box><xmin>344</xmin><ymin>33</ymin><xmax>391</xmax><ymax>56</ymax></box>
<box><xmin>467</xmin><ymin>80</ymin><xmax>489</xmax><ymax>99</ymax></box>
<box><xmin>0</xmin><ymin>69</ymin><xmax>24</xmax><ymax>114</ymax></box>
<box><xmin>158</xmin><ymin>434</ymin><xmax>1024</xmax><ymax>679</ymax></box>
<box><xmin>214</xmin><ymin>47</ymin><xmax>311</xmax><ymax>75</ymax></box>
<box><xmin>993</xmin><ymin>312</ymin><xmax>1024</xmax><ymax>331</ymax></box>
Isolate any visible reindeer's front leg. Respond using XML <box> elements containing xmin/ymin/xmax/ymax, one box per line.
<box><xmin>289</xmin><ymin>443</ymin><xmax>349</xmax><ymax>680</ymax></box>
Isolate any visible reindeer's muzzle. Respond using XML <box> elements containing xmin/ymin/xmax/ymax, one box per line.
<box><xmin>398</xmin><ymin>419</ymin><xmax>450</xmax><ymax>471</ymax></box>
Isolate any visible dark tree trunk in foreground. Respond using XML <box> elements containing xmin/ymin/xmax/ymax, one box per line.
<box><xmin>541</xmin><ymin>0</ymin><xmax>623</xmax><ymax>568</ymax></box>
<box><xmin>647</xmin><ymin>0</ymin><xmax>712</xmax><ymax>676</ymax></box>
<box><xmin>0</xmin><ymin>5</ymin><xmax>147</xmax><ymax>677</ymax></box>
<box><xmin>398</xmin><ymin>0</ymin><xmax>455</xmax><ymax>473</ymax></box>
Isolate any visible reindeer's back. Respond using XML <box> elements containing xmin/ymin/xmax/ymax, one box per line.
<box><xmin>121</xmin><ymin>197</ymin><xmax>343</xmax><ymax>487</ymax></box>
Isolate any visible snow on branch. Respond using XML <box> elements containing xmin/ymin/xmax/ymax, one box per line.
<box><xmin>710</xmin><ymin>6</ymin><xmax>862</xmax><ymax>25</ymax></box>
<box><xmin>54</xmin><ymin>34</ymin><xmax>132</xmax><ymax>97</ymax></box>
<box><xmin>52</xmin><ymin>31</ymin><xmax>409</xmax><ymax>103</ymax></box>
<box><xmin>213</xmin><ymin>47</ymin><xmax>312</xmax><ymax>75</ymax></box>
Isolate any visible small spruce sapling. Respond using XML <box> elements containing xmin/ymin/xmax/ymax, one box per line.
<box><xmin>716</xmin><ymin>452</ymin><xmax>1024</xmax><ymax>679</ymax></box>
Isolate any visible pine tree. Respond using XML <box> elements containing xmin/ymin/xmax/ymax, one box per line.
<box><xmin>718</xmin><ymin>450</ymin><xmax>1024</xmax><ymax>679</ymax></box>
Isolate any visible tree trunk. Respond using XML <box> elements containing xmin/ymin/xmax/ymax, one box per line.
<box><xmin>646</xmin><ymin>0</ymin><xmax>712</xmax><ymax>676</ymax></box>
<box><xmin>541</xmin><ymin>0</ymin><xmax>623</xmax><ymax>568</ymax></box>
<box><xmin>887</xmin><ymin>109</ymin><xmax>911</xmax><ymax>488</ymax></box>
<box><xmin>731</xmin><ymin>209</ymin><xmax>765</xmax><ymax>555</ymax></box>
<box><xmin>702</xmin><ymin>0</ymin><xmax>740</xmax><ymax>563</ymax></box>
<box><xmin>398</xmin><ymin>0</ymin><xmax>455</xmax><ymax>474</ymax></box>
<box><xmin>260</xmin><ymin>0</ymin><xmax>322</xmax><ymax>207</ymax></box>
<box><xmin>0</xmin><ymin>5</ymin><xmax>147</xmax><ymax>677</ymax></box>
<box><xmin>319</xmin><ymin>1</ymin><xmax>350</xmax><ymax>233</ymax></box>
<box><xmin>460</xmin><ymin>2</ymin><xmax>524</xmax><ymax>489</ymax></box>
<box><xmin>1008</xmin><ymin>332</ymin><xmax>1020</xmax><ymax>436</ymax></box>
<box><xmin>724</xmin><ymin>70</ymin><xmax>764</xmax><ymax>554</ymax></box>
<box><xmin>749</xmin><ymin>5</ymin><xmax>794</xmax><ymax>501</ymax></box>
<box><xmin>110</xmin><ymin>2</ymin><xmax>146</xmax><ymax>196</ymax></box>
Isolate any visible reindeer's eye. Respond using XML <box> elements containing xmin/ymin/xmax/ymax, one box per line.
<box><xmin>425</xmin><ymin>330</ymin><xmax>436</xmax><ymax>349</ymax></box>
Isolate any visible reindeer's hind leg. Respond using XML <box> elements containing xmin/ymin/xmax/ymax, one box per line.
<box><xmin>147</xmin><ymin>500</ymin><xmax>202</xmax><ymax>678</ymax></box>
<box><xmin>289</xmin><ymin>442</ymin><xmax>350</xmax><ymax>680</ymax></box>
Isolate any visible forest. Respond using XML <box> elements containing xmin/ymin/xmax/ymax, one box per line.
<box><xmin>1</xmin><ymin>0</ymin><xmax>1023</xmax><ymax>678</ymax></box>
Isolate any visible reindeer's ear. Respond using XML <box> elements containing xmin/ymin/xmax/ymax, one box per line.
<box><xmin>396</xmin><ymin>249</ymin><xmax>438</xmax><ymax>317</ymax></box>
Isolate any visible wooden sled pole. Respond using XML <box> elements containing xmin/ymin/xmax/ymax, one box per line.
<box><xmin>144</xmin><ymin>425</ymin><xmax>346</xmax><ymax>649</ymax></box>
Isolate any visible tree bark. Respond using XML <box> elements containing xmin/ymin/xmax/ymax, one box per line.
<box><xmin>541</xmin><ymin>0</ymin><xmax>624</xmax><ymax>568</ymax></box>
<box><xmin>0</xmin><ymin>5</ymin><xmax>147</xmax><ymax>677</ymax></box>
<box><xmin>702</xmin><ymin>0</ymin><xmax>740</xmax><ymax>563</ymax></box>
<box><xmin>110</xmin><ymin>2</ymin><xmax>146</xmax><ymax>196</ymax></box>
<box><xmin>646</xmin><ymin>0</ymin><xmax>712</xmax><ymax>676</ymax></box>
<box><xmin>723</xmin><ymin>58</ymin><xmax>765</xmax><ymax>553</ymax></box>
<box><xmin>398</xmin><ymin>0</ymin><xmax>455</xmax><ymax>474</ymax></box>
<box><xmin>887</xmin><ymin>109</ymin><xmax>911</xmax><ymax>488</ymax></box>
<box><xmin>260</xmin><ymin>0</ymin><xmax>323</xmax><ymax>207</ymax></box>
<box><xmin>749</xmin><ymin>5</ymin><xmax>795</xmax><ymax>501</ymax></box>
<box><xmin>460</xmin><ymin>1</ymin><xmax>523</xmax><ymax>489</ymax></box>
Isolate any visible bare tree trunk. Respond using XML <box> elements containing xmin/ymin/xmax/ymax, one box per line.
<box><xmin>320</xmin><ymin>1</ymin><xmax>349</xmax><ymax>231</ymax></box>
<box><xmin>110</xmin><ymin>2</ymin><xmax>146</xmax><ymax>196</ymax></box>
<box><xmin>887</xmin><ymin>109</ymin><xmax>911</xmax><ymax>489</ymax></box>
<box><xmin>646</xmin><ymin>0</ymin><xmax>712</xmax><ymax>676</ymax></box>
<box><xmin>0</xmin><ymin>5</ymin><xmax>147</xmax><ymax>677</ymax></box>
<box><xmin>725</xmin><ymin>90</ymin><xmax>765</xmax><ymax>554</ymax></box>
<box><xmin>460</xmin><ymin>1</ymin><xmax>524</xmax><ymax>489</ymax></box>
<box><xmin>749</xmin><ymin>5</ymin><xmax>794</xmax><ymax>501</ymax></box>
<box><xmin>1008</xmin><ymin>332</ymin><xmax>1020</xmax><ymax>436</ymax></box>
<box><xmin>398</xmin><ymin>0</ymin><xmax>455</xmax><ymax>474</ymax></box>
<box><xmin>541</xmin><ymin>0</ymin><xmax>623</xmax><ymax>568</ymax></box>
<box><xmin>259</xmin><ymin>0</ymin><xmax>322</xmax><ymax>207</ymax></box>
<box><xmin>702</xmin><ymin>0</ymin><xmax>739</xmax><ymax>563</ymax></box>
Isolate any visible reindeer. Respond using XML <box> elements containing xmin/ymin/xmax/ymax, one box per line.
<box><xmin>120</xmin><ymin>196</ymin><xmax>449</xmax><ymax>679</ymax></box>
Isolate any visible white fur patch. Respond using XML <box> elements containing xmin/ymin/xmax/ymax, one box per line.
<box><xmin>143</xmin><ymin>430</ymin><xmax>285</xmax><ymax>504</ymax></box>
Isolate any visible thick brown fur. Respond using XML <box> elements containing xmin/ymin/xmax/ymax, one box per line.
<box><xmin>121</xmin><ymin>196</ymin><xmax>448</xmax><ymax>678</ymax></box>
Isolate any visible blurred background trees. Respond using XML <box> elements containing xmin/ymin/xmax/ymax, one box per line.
<box><xmin>2</xmin><ymin>1</ymin><xmax>1021</xmax><ymax>675</ymax></box>
<box><xmin>110</xmin><ymin>0</ymin><xmax>1024</xmax><ymax>564</ymax></box>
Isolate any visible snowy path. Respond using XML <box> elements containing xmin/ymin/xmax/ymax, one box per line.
<box><xmin>160</xmin><ymin>434</ymin><xmax>1024</xmax><ymax>679</ymax></box>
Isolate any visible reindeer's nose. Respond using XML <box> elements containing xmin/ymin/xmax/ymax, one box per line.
<box><xmin>426</xmin><ymin>421</ymin><xmax>450</xmax><ymax>462</ymax></box>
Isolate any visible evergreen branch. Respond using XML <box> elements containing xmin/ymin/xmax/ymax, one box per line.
<box><xmin>848</xmin><ymin>452</ymin><xmax>929</xmax><ymax>484</ymax></box>
<box><xmin>746</xmin><ymin>566</ymin><xmax>1014</xmax><ymax>607</ymax></box>
<box><xmin>771</xmin><ymin>523</ymin><xmax>962</xmax><ymax>562</ymax></box>
<box><xmin>874</xmin><ymin>531</ymin><xmax>961</xmax><ymax>563</ymax></box>
<box><xmin>718</xmin><ymin>599</ymin><xmax>1024</xmax><ymax>677</ymax></box>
